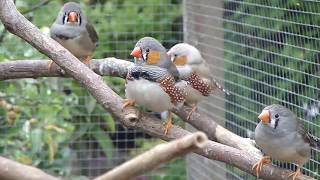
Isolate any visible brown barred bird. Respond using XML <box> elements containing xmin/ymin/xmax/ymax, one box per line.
<box><xmin>123</xmin><ymin>37</ymin><xmax>187</xmax><ymax>135</ymax></box>
<box><xmin>167</xmin><ymin>43</ymin><xmax>229</xmax><ymax>120</ymax></box>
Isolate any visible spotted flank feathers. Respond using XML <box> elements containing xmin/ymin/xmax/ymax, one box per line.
<box><xmin>159</xmin><ymin>75</ymin><xmax>186</xmax><ymax>104</ymax></box>
<box><xmin>126</xmin><ymin>65</ymin><xmax>187</xmax><ymax>104</ymax></box>
<box><xmin>184</xmin><ymin>73</ymin><xmax>230</xmax><ymax>96</ymax></box>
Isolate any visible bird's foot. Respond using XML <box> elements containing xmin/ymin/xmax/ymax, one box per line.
<box><xmin>47</xmin><ymin>60</ymin><xmax>65</xmax><ymax>75</ymax></box>
<box><xmin>122</xmin><ymin>99</ymin><xmax>135</xmax><ymax>110</ymax></box>
<box><xmin>288</xmin><ymin>167</ymin><xmax>301</xmax><ymax>180</ymax></box>
<box><xmin>252</xmin><ymin>156</ymin><xmax>270</xmax><ymax>178</ymax></box>
<box><xmin>163</xmin><ymin>112</ymin><xmax>173</xmax><ymax>135</ymax></box>
<box><xmin>47</xmin><ymin>60</ymin><xmax>54</xmax><ymax>71</ymax></box>
<box><xmin>83</xmin><ymin>56</ymin><xmax>92</xmax><ymax>67</ymax></box>
<box><xmin>187</xmin><ymin>104</ymin><xmax>197</xmax><ymax>120</ymax></box>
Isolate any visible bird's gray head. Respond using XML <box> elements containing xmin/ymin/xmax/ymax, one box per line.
<box><xmin>258</xmin><ymin>104</ymin><xmax>298</xmax><ymax>132</ymax></box>
<box><xmin>167</xmin><ymin>43</ymin><xmax>202</xmax><ymax>66</ymax></box>
<box><xmin>130</xmin><ymin>37</ymin><xmax>180</xmax><ymax>80</ymax></box>
<box><xmin>55</xmin><ymin>2</ymin><xmax>86</xmax><ymax>26</ymax></box>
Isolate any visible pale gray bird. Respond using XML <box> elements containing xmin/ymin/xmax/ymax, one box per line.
<box><xmin>124</xmin><ymin>37</ymin><xmax>187</xmax><ymax>135</ymax></box>
<box><xmin>167</xmin><ymin>43</ymin><xmax>229</xmax><ymax>120</ymax></box>
<box><xmin>253</xmin><ymin>104</ymin><xmax>320</xmax><ymax>179</ymax></box>
<box><xmin>49</xmin><ymin>2</ymin><xmax>98</xmax><ymax>68</ymax></box>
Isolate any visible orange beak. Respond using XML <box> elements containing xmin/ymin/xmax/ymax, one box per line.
<box><xmin>258</xmin><ymin>110</ymin><xmax>270</xmax><ymax>124</ymax></box>
<box><xmin>130</xmin><ymin>47</ymin><xmax>142</xmax><ymax>58</ymax></box>
<box><xmin>68</xmin><ymin>11</ymin><xmax>78</xmax><ymax>22</ymax></box>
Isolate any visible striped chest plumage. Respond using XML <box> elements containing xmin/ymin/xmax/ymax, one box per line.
<box><xmin>125</xmin><ymin>65</ymin><xmax>186</xmax><ymax>106</ymax></box>
<box><xmin>184</xmin><ymin>73</ymin><xmax>212</xmax><ymax>96</ymax></box>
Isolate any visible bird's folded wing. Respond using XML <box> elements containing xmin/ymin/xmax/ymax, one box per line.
<box><xmin>208</xmin><ymin>75</ymin><xmax>230</xmax><ymax>95</ymax></box>
<box><xmin>307</xmin><ymin>133</ymin><xmax>320</xmax><ymax>149</ymax></box>
<box><xmin>298</xmin><ymin>121</ymin><xmax>320</xmax><ymax>149</ymax></box>
<box><xmin>86</xmin><ymin>23</ymin><xmax>99</xmax><ymax>45</ymax></box>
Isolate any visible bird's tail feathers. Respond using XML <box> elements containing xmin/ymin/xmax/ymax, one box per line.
<box><xmin>309</xmin><ymin>133</ymin><xmax>320</xmax><ymax>149</ymax></box>
<box><xmin>211</xmin><ymin>78</ymin><xmax>231</xmax><ymax>95</ymax></box>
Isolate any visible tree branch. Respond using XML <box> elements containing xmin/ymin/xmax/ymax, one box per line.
<box><xmin>95</xmin><ymin>132</ymin><xmax>208</xmax><ymax>180</ymax></box>
<box><xmin>0</xmin><ymin>1</ymin><xmax>314</xmax><ymax>179</ymax></box>
<box><xmin>0</xmin><ymin>58</ymin><xmax>131</xmax><ymax>80</ymax></box>
<box><xmin>0</xmin><ymin>58</ymin><xmax>261</xmax><ymax>154</ymax></box>
<box><xmin>0</xmin><ymin>0</ymin><xmax>51</xmax><ymax>43</ymax></box>
<box><xmin>0</xmin><ymin>156</ymin><xmax>59</xmax><ymax>180</ymax></box>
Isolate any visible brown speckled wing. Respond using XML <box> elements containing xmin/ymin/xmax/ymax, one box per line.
<box><xmin>184</xmin><ymin>73</ymin><xmax>213</xmax><ymax>96</ymax></box>
<box><xmin>158</xmin><ymin>75</ymin><xmax>186</xmax><ymax>104</ymax></box>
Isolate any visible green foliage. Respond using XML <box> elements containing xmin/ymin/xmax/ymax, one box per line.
<box><xmin>224</xmin><ymin>0</ymin><xmax>319</xmax><ymax>178</ymax></box>
<box><xmin>0</xmin><ymin>0</ymin><xmax>182</xmax><ymax>178</ymax></box>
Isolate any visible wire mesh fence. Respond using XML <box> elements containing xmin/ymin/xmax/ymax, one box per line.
<box><xmin>0</xmin><ymin>0</ymin><xmax>320</xmax><ymax>179</ymax></box>
<box><xmin>185</xmin><ymin>0</ymin><xmax>320</xmax><ymax>179</ymax></box>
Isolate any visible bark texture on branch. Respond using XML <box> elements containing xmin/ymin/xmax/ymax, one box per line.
<box><xmin>0</xmin><ymin>58</ymin><xmax>132</xmax><ymax>80</ymax></box>
<box><xmin>0</xmin><ymin>1</ymin><xmax>314</xmax><ymax>180</ymax></box>
<box><xmin>0</xmin><ymin>58</ymin><xmax>261</xmax><ymax>155</ymax></box>
<box><xmin>95</xmin><ymin>132</ymin><xmax>208</xmax><ymax>180</ymax></box>
<box><xmin>0</xmin><ymin>156</ymin><xmax>59</xmax><ymax>180</ymax></box>
<box><xmin>123</xmin><ymin>110</ymin><xmax>312</xmax><ymax>180</ymax></box>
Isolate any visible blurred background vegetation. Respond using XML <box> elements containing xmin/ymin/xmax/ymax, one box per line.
<box><xmin>0</xmin><ymin>0</ymin><xmax>183</xmax><ymax>179</ymax></box>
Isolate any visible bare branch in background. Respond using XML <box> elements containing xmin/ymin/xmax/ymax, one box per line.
<box><xmin>0</xmin><ymin>1</ymin><xmax>314</xmax><ymax>179</ymax></box>
<box><xmin>0</xmin><ymin>156</ymin><xmax>59</xmax><ymax>180</ymax></box>
<box><xmin>0</xmin><ymin>58</ymin><xmax>131</xmax><ymax>80</ymax></box>
<box><xmin>95</xmin><ymin>132</ymin><xmax>208</xmax><ymax>180</ymax></box>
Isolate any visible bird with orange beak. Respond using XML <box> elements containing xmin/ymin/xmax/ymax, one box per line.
<box><xmin>167</xmin><ymin>43</ymin><xmax>229</xmax><ymax>120</ymax></box>
<box><xmin>49</xmin><ymin>2</ymin><xmax>98</xmax><ymax>68</ymax></box>
<box><xmin>124</xmin><ymin>37</ymin><xmax>187</xmax><ymax>135</ymax></box>
<box><xmin>253</xmin><ymin>104</ymin><xmax>320</xmax><ymax>179</ymax></box>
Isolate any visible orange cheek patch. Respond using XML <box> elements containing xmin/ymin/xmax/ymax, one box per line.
<box><xmin>174</xmin><ymin>56</ymin><xmax>187</xmax><ymax>65</ymax></box>
<box><xmin>147</xmin><ymin>51</ymin><xmax>161</xmax><ymax>64</ymax></box>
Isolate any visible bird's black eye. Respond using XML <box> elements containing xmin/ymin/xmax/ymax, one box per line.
<box><xmin>146</xmin><ymin>49</ymin><xmax>150</xmax><ymax>53</ymax></box>
<box><xmin>275</xmin><ymin>114</ymin><xmax>279</xmax><ymax>118</ymax></box>
<box><xmin>174</xmin><ymin>54</ymin><xmax>177</xmax><ymax>57</ymax></box>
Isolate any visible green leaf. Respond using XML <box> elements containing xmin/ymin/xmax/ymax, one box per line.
<box><xmin>103</xmin><ymin>114</ymin><xmax>116</xmax><ymax>132</ymax></box>
<box><xmin>30</xmin><ymin>129</ymin><xmax>43</xmax><ymax>154</ymax></box>
<box><xmin>92</xmin><ymin>126</ymin><xmax>113</xmax><ymax>158</ymax></box>
<box><xmin>85</xmin><ymin>97</ymin><xmax>96</xmax><ymax>115</ymax></box>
